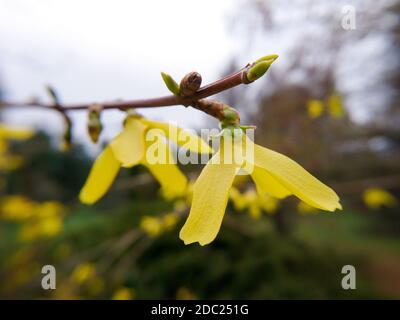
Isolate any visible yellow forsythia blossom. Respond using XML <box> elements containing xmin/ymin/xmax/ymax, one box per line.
<box><xmin>230</xmin><ymin>187</ymin><xmax>278</xmax><ymax>219</ymax></box>
<box><xmin>140</xmin><ymin>216</ymin><xmax>164</xmax><ymax>237</ymax></box>
<box><xmin>0</xmin><ymin>124</ymin><xmax>33</xmax><ymax>171</ymax></box>
<box><xmin>363</xmin><ymin>188</ymin><xmax>398</xmax><ymax>210</ymax></box>
<box><xmin>180</xmin><ymin>133</ymin><xmax>341</xmax><ymax>245</ymax></box>
<box><xmin>79</xmin><ymin>114</ymin><xmax>212</xmax><ymax>204</ymax></box>
<box><xmin>140</xmin><ymin>212</ymin><xmax>181</xmax><ymax>237</ymax></box>
<box><xmin>71</xmin><ymin>263</ymin><xmax>96</xmax><ymax>284</ymax></box>
<box><xmin>327</xmin><ymin>94</ymin><xmax>345</xmax><ymax>118</ymax></box>
<box><xmin>0</xmin><ymin>124</ymin><xmax>34</xmax><ymax>140</ymax></box>
<box><xmin>112</xmin><ymin>287</ymin><xmax>136</xmax><ymax>300</ymax></box>
<box><xmin>176</xmin><ymin>287</ymin><xmax>197</xmax><ymax>300</ymax></box>
<box><xmin>307</xmin><ymin>100</ymin><xmax>324</xmax><ymax>119</ymax></box>
<box><xmin>0</xmin><ymin>196</ymin><xmax>36</xmax><ymax>220</ymax></box>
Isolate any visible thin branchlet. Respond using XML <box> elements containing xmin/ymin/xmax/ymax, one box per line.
<box><xmin>0</xmin><ymin>55</ymin><xmax>278</xmax><ymax>122</ymax></box>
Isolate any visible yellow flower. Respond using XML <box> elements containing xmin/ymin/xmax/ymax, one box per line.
<box><xmin>79</xmin><ymin>114</ymin><xmax>212</xmax><ymax>204</ymax></box>
<box><xmin>176</xmin><ymin>287</ymin><xmax>197</xmax><ymax>300</ymax></box>
<box><xmin>307</xmin><ymin>100</ymin><xmax>324</xmax><ymax>119</ymax></box>
<box><xmin>112</xmin><ymin>287</ymin><xmax>135</xmax><ymax>300</ymax></box>
<box><xmin>140</xmin><ymin>212</ymin><xmax>181</xmax><ymax>236</ymax></box>
<box><xmin>140</xmin><ymin>216</ymin><xmax>163</xmax><ymax>237</ymax></box>
<box><xmin>0</xmin><ymin>195</ymin><xmax>36</xmax><ymax>220</ymax></box>
<box><xmin>71</xmin><ymin>263</ymin><xmax>96</xmax><ymax>284</ymax></box>
<box><xmin>180</xmin><ymin>133</ymin><xmax>341</xmax><ymax>245</ymax></box>
<box><xmin>0</xmin><ymin>124</ymin><xmax>33</xmax><ymax>172</ymax></box>
<box><xmin>0</xmin><ymin>124</ymin><xmax>34</xmax><ymax>140</ymax></box>
<box><xmin>163</xmin><ymin>212</ymin><xmax>180</xmax><ymax>230</ymax></box>
<box><xmin>363</xmin><ymin>188</ymin><xmax>398</xmax><ymax>210</ymax></box>
<box><xmin>230</xmin><ymin>187</ymin><xmax>278</xmax><ymax>218</ymax></box>
<box><xmin>327</xmin><ymin>94</ymin><xmax>344</xmax><ymax>118</ymax></box>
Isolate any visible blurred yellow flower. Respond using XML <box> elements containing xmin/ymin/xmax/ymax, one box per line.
<box><xmin>327</xmin><ymin>94</ymin><xmax>345</xmax><ymax>118</ymax></box>
<box><xmin>180</xmin><ymin>134</ymin><xmax>341</xmax><ymax>245</ymax></box>
<box><xmin>71</xmin><ymin>263</ymin><xmax>96</xmax><ymax>284</ymax></box>
<box><xmin>79</xmin><ymin>113</ymin><xmax>211</xmax><ymax>204</ymax></box>
<box><xmin>176</xmin><ymin>287</ymin><xmax>197</xmax><ymax>300</ymax></box>
<box><xmin>2</xmin><ymin>198</ymin><xmax>65</xmax><ymax>241</ymax></box>
<box><xmin>140</xmin><ymin>212</ymin><xmax>181</xmax><ymax>237</ymax></box>
<box><xmin>0</xmin><ymin>124</ymin><xmax>33</xmax><ymax>172</ymax></box>
<box><xmin>18</xmin><ymin>215</ymin><xmax>62</xmax><ymax>241</ymax></box>
<box><xmin>36</xmin><ymin>201</ymin><xmax>64</xmax><ymax>218</ymax></box>
<box><xmin>0</xmin><ymin>124</ymin><xmax>34</xmax><ymax>140</ymax></box>
<box><xmin>230</xmin><ymin>187</ymin><xmax>278</xmax><ymax>219</ymax></box>
<box><xmin>112</xmin><ymin>287</ymin><xmax>136</xmax><ymax>300</ymax></box>
<box><xmin>163</xmin><ymin>212</ymin><xmax>180</xmax><ymax>230</ymax></box>
<box><xmin>363</xmin><ymin>188</ymin><xmax>398</xmax><ymax>210</ymax></box>
<box><xmin>307</xmin><ymin>100</ymin><xmax>324</xmax><ymax>119</ymax></box>
<box><xmin>140</xmin><ymin>216</ymin><xmax>164</xmax><ymax>237</ymax></box>
<box><xmin>0</xmin><ymin>195</ymin><xmax>36</xmax><ymax>220</ymax></box>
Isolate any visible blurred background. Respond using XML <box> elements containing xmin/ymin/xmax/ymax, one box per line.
<box><xmin>0</xmin><ymin>0</ymin><xmax>400</xmax><ymax>299</ymax></box>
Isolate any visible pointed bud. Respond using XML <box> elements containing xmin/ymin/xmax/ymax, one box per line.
<box><xmin>253</xmin><ymin>54</ymin><xmax>279</xmax><ymax>64</ymax></box>
<box><xmin>161</xmin><ymin>72</ymin><xmax>180</xmax><ymax>95</ymax></box>
<box><xmin>87</xmin><ymin>104</ymin><xmax>103</xmax><ymax>143</ymax></box>
<box><xmin>179</xmin><ymin>72</ymin><xmax>202</xmax><ymax>97</ymax></box>
<box><xmin>246</xmin><ymin>54</ymin><xmax>278</xmax><ymax>82</ymax></box>
<box><xmin>45</xmin><ymin>85</ymin><xmax>61</xmax><ymax>105</ymax></box>
<box><xmin>246</xmin><ymin>61</ymin><xmax>272</xmax><ymax>82</ymax></box>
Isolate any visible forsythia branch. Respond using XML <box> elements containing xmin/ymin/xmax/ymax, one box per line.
<box><xmin>0</xmin><ymin>55</ymin><xmax>278</xmax><ymax>121</ymax></box>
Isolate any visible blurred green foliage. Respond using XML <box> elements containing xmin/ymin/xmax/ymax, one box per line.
<box><xmin>0</xmin><ymin>133</ymin><xmax>399</xmax><ymax>299</ymax></box>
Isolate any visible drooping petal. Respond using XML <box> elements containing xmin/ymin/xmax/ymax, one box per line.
<box><xmin>250</xmin><ymin>165</ymin><xmax>291</xmax><ymax>199</ymax></box>
<box><xmin>250</xmin><ymin>142</ymin><xmax>341</xmax><ymax>211</ymax></box>
<box><xmin>79</xmin><ymin>146</ymin><xmax>120</xmax><ymax>204</ymax></box>
<box><xmin>141</xmin><ymin>119</ymin><xmax>212</xmax><ymax>154</ymax></box>
<box><xmin>141</xmin><ymin>136</ymin><xmax>187</xmax><ymax>199</ymax></box>
<box><xmin>110</xmin><ymin>118</ymin><xmax>147</xmax><ymax>168</ymax></box>
<box><xmin>179</xmin><ymin>149</ymin><xmax>239</xmax><ymax>245</ymax></box>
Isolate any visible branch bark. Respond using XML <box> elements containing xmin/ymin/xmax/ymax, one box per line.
<box><xmin>0</xmin><ymin>59</ymin><xmax>265</xmax><ymax>111</ymax></box>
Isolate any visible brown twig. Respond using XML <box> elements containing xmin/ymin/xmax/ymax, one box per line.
<box><xmin>0</xmin><ymin>67</ymin><xmax>249</xmax><ymax>111</ymax></box>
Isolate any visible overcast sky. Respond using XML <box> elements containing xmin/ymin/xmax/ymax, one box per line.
<box><xmin>0</xmin><ymin>0</ymin><xmax>397</xmax><ymax>152</ymax></box>
<box><xmin>0</xmin><ymin>0</ymin><xmax>240</xmax><ymax>151</ymax></box>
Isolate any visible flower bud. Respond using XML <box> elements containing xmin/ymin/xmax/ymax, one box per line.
<box><xmin>87</xmin><ymin>104</ymin><xmax>103</xmax><ymax>143</ymax></box>
<box><xmin>62</xmin><ymin>123</ymin><xmax>72</xmax><ymax>151</ymax></box>
<box><xmin>179</xmin><ymin>72</ymin><xmax>202</xmax><ymax>97</ymax></box>
<box><xmin>246</xmin><ymin>54</ymin><xmax>278</xmax><ymax>82</ymax></box>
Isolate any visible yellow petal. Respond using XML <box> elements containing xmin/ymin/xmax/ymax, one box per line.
<box><xmin>79</xmin><ymin>146</ymin><xmax>120</xmax><ymax>204</ymax></box>
<box><xmin>250</xmin><ymin>142</ymin><xmax>341</xmax><ymax>211</ymax></box>
<box><xmin>250</xmin><ymin>165</ymin><xmax>291</xmax><ymax>199</ymax></box>
<box><xmin>179</xmin><ymin>149</ymin><xmax>238</xmax><ymax>245</ymax></box>
<box><xmin>110</xmin><ymin>118</ymin><xmax>147</xmax><ymax>167</ymax></box>
<box><xmin>142</xmin><ymin>136</ymin><xmax>187</xmax><ymax>198</ymax></box>
<box><xmin>141</xmin><ymin>119</ymin><xmax>212</xmax><ymax>154</ymax></box>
